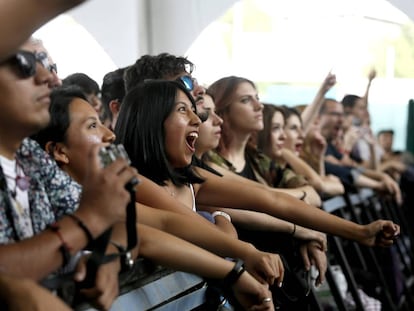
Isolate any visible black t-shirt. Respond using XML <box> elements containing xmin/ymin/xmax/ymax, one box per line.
<box><xmin>237</xmin><ymin>161</ymin><xmax>258</xmax><ymax>181</ymax></box>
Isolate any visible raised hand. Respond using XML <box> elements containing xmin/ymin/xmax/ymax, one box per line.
<box><xmin>368</xmin><ymin>68</ymin><xmax>377</xmax><ymax>82</ymax></box>
<box><xmin>321</xmin><ymin>71</ymin><xmax>337</xmax><ymax>94</ymax></box>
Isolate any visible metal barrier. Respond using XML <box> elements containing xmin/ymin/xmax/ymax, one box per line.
<box><xmin>323</xmin><ymin>189</ymin><xmax>414</xmax><ymax>311</ymax></box>
<box><xmin>75</xmin><ymin>188</ymin><xmax>414</xmax><ymax>311</ymax></box>
<box><xmin>76</xmin><ymin>258</ymin><xmax>207</xmax><ymax>311</ymax></box>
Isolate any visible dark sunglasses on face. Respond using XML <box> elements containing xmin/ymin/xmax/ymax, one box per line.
<box><xmin>177</xmin><ymin>75</ymin><xmax>197</xmax><ymax>92</ymax></box>
<box><xmin>11</xmin><ymin>50</ymin><xmax>57</xmax><ymax>78</ymax></box>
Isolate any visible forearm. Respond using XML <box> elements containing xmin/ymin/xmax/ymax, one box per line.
<box><xmin>0</xmin><ymin>0</ymin><xmax>86</xmax><ymax>60</ymax></box>
<box><xmin>197</xmin><ymin>170</ymin><xmax>365</xmax><ymax>241</ymax></box>
<box><xmin>282</xmin><ymin>149</ymin><xmax>321</xmax><ymax>182</ymax></box>
<box><xmin>301</xmin><ymin>89</ymin><xmax>326</xmax><ymax>134</ymax></box>
<box><xmin>0</xmin><ymin>214</ymin><xmax>91</xmax><ymax>280</ymax></box>
<box><xmin>258</xmin><ymin>191</ymin><xmax>364</xmax><ymax>241</ymax></box>
<box><xmin>319</xmin><ymin>177</ymin><xmax>345</xmax><ymax>196</ymax></box>
<box><xmin>138</xmin><ymin>203</ymin><xmax>255</xmax><ymax>261</ymax></box>
<box><xmin>138</xmin><ymin>224</ymin><xmax>237</xmax><ymax>279</ymax></box>
<box><xmin>319</xmin><ymin>155</ymin><xmax>326</xmax><ymax>176</ymax></box>
<box><xmin>209</xmin><ymin>208</ymin><xmax>296</xmax><ymax>233</ymax></box>
<box><xmin>368</xmin><ymin>143</ymin><xmax>378</xmax><ymax>170</ymax></box>
<box><xmin>363</xmin><ymin>80</ymin><xmax>372</xmax><ymax>108</ymax></box>
<box><xmin>297</xmin><ymin>185</ymin><xmax>322</xmax><ymax>207</ymax></box>
<box><xmin>0</xmin><ymin>274</ymin><xmax>72</xmax><ymax>311</ymax></box>
<box><xmin>361</xmin><ymin>168</ymin><xmax>383</xmax><ymax>181</ymax></box>
<box><xmin>353</xmin><ymin>174</ymin><xmax>381</xmax><ymax>189</ymax></box>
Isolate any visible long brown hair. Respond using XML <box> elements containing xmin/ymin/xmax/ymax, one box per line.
<box><xmin>207</xmin><ymin>76</ymin><xmax>256</xmax><ymax>153</ymax></box>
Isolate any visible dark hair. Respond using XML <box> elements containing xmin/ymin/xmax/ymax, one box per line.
<box><xmin>101</xmin><ymin>67</ymin><xmax>127</xmax><ymax>122</ymax></box>
<box><xmin>377</xmin><ymin>129</ymin><xmax>394</xmax><ymax>137</ymax></box>
<box><xmin>32</xmin><ymin>85</ymin><xmax>88</xmax><ymax>151</ymax></box>
<box><xmin>62</xmin><ymin>73</ymin><xmax>100</xmax><ymax>96</ymax></box>
<box><xmin>115</xmin><ymin>80</ymin><xmax>203</xmax><ymax>186</ymax></box>
<box><xmin>319</xmin><ymin>98</ymin><xmax>338</xmax><ymax>115</ymax></box>
<box><xmin>124</xmin><ymin>53</ymin><xmax>194</xmax><ymax>93</ymax></box>
<box><xmin>207</xmin><ymin>76</ymin><xmax>256</xmax><ymax>152</ymax></box>
<box><xmin>257</xmin><ymin>104</ymin><xmax>286</xmax><ymax>154</ymax></box>
<box><xmin>341</xmin><ymin>94</ymin><xmax>361</xmax><ymax>110</ymax></box>
<box><xmin>282</xmin><ymin>106</ymin><xmax>301</xmax><ymax>122</ymax></box>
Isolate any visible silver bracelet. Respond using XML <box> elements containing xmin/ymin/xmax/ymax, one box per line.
<box><xmin>211</xmin><ymin>211</ymin><xmax>232</xmax><ymax>222</ymax></box>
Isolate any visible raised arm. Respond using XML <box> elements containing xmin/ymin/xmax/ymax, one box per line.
<box><xmin>0</xmin><ymin>0</ymin><xmax>87</xmax><ymax>61</ymax></box>
<box><xmin>301</xmin><ymin>72</ymin><xmax>336</xmax><ymax>134</ymax></box>
<box><xmin>362</xmin><ymin>68</ymin><xmax>376</xmax><ymax>109</ymax></box>
<box><xmin>281</xmin><ymin>148</ymin><xmax>344</xmax><ymax>196</ymax></box>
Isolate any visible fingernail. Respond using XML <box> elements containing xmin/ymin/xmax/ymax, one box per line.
<box><xmin>278</xmin><ymin>282</ymin><xmax>283</xmax><ymax>288</ymax></box>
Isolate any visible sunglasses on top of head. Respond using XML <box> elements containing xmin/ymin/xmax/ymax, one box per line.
<box><xmin>10</xmin><ymin>50</ymin><xmax>57</xmax><ymax>78</ymax></box>
<box><xmin>177</xmin><ymin>75</ymin><xmax>197</xmax><ymax>92</ymax></box>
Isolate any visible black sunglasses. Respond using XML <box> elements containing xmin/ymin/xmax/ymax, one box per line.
<box><xmin>10</xmin><ymin>50</ymin><xmax>57</xmax><ymax>78</ymax></box>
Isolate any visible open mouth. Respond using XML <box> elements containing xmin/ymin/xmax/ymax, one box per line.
<box><xmin>186</xmin><ymin>132</ymin><xmax>199</xmax><ymax>152</ymax></box>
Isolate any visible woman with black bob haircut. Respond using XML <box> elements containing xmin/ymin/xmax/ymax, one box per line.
<box><xmin>115</xmin><ymin>80</ymin><xmax>204</xmax><ymax>187</ymax></box>
<box><xmin>33</xmin><ymin>85</ymin><xmax>88</xmax><ymax>158</ymax></box>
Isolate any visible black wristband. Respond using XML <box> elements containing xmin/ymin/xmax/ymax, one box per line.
<box><xmin>66</xmin><ymin>214</ymin><xmax>93</xmax><ymax>244</ymax></box>
<box><xmin>223</xmin><ymin>259</ymin><xmax>245</xmax><ymax>288</ymax></box>
<box><xmin>291</xmin><ymin>223</ymin><xmax>296</xmax><ymax>236</ymax></box>
<box><xmin>300</xmin><ymin>191</ymin><xmax>307</xmax><ymax>201</ymax></box>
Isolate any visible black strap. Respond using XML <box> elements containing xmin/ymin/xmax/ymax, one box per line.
<box><xmin>40</xmin><ymin>177</ymin><xmax>139</xmax><ymax>308</ymax></box>
<box><xmin>72</xmin><ymin>179</ymin><xmax>139</xmax><ymax>305</ymax></box>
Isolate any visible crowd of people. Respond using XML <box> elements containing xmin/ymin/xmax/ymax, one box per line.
<box><xmin>0</xmin><ymin>0</ymin><xmax>412</xmax><ymax>310</ymax></box>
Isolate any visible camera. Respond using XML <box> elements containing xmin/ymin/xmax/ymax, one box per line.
<box><xmin>99</xmin><ymin>144</ymin><xmax>140</xmax><ymax>189</ymax></box>
<box><xmin>99</xmin><ymin>144</ymin><xmax>131</xmax><ymax>168</ymax></box>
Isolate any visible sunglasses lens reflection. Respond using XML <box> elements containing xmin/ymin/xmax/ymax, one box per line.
<box><xmin>180</xmin><ymin>76</ymin><xmax>193</xmax><ymax>91</ymax></box>
<box><xmin>15</xmin><ymin>52</ymin><xmax>36</xmax><ymax>78</ymax></box>
<box><xmin>13</xmin><ymin>51</ymin><xmax>53</xmax><ymax>78</ymax></box>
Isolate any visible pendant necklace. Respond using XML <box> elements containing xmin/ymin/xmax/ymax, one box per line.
<box><xmin>3</xmin><ymin>160</ymin><xmax>30</xmax><ymax>199</ymax></box>
<box><xmin>163</xmin><ymin>185</ymin><xmax>176</xmax><ymax>197</ymax></box>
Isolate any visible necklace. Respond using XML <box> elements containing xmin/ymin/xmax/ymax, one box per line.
<box><xmin>163</xmin><ymin>185</ymin><xmax>176</xmax><ymax>197</ymax></box>
<box><xmin>2</xmin><ymin>160</ymin><xmax>30</xmax><ymax>198</ymax></box>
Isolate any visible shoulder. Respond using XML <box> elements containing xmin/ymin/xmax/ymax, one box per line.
<box><xmin>206</xmin><ymin>150</ymin><xmax>236</xmax><ymax>172</ymax></box>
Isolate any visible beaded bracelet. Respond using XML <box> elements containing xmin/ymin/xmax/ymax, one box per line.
<box><xmin>66</xmin><ymin>214</ymin><xmax>93</xmax><ymax>245</ymax></box>
<box><xmin>223</xmin><ymin>259</ymin><xmax>245</xmax><ymax>288</ymax></box>
<box><xmin>47</xmin><ymin>222</ymin><xmax>72</xmax><ymax>267</ymax></box>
